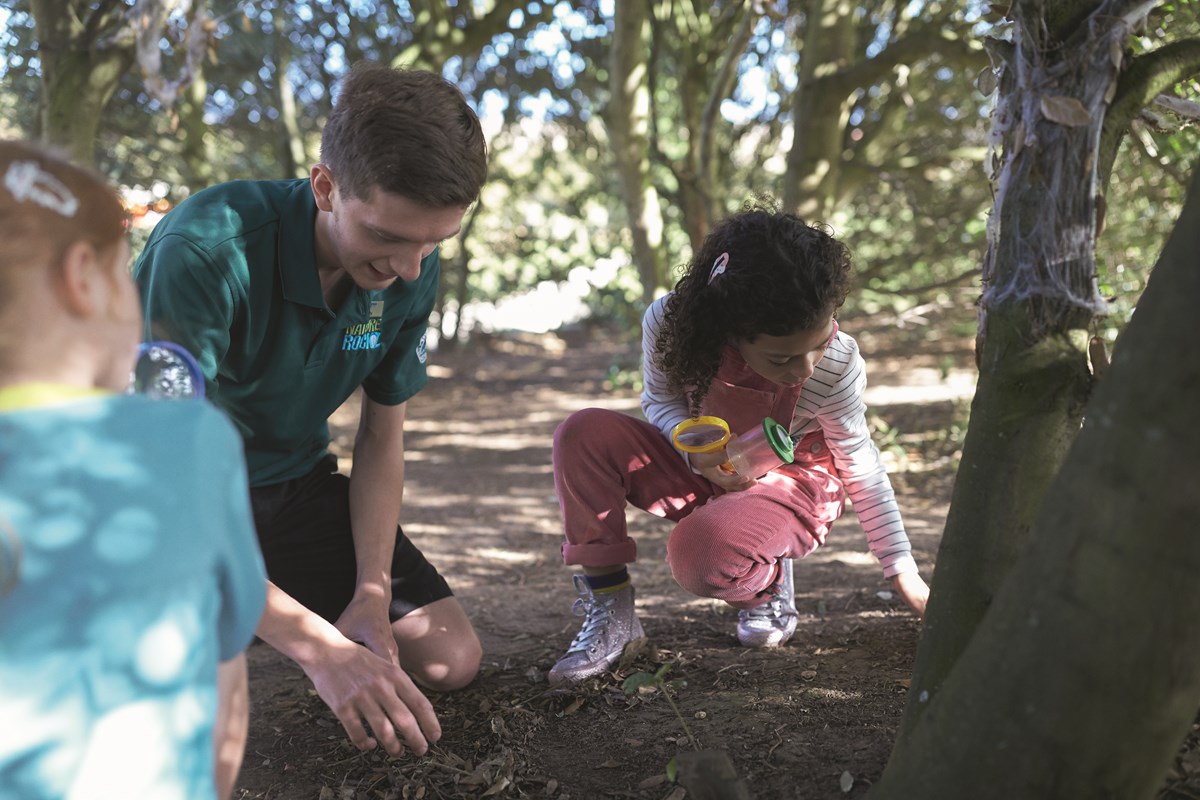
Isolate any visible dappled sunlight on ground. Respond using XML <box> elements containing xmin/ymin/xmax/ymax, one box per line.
<box><xmin>864</xmin><ymin>366</ymin><xmax>976</xmax><ymax>406</ymax></box>
<box><xmin>237</xmin><ymin>325</ymin><xmax>960</xmax><ymax>800</ymax></box>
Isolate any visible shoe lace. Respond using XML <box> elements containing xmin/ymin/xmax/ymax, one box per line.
<box><xmin>565</xmin><ymin>575</ymin><xmax>616</xmax><ymax>654</ymax></box>
<box><xmin>743</xmin><ymin>594</ymin><xmax>786</xmax><ymax>622</ymax></box>
<box><xmin>743</xmin><ymin>571</ymin><xmax>795</xmax><ymax>623</ymax></box>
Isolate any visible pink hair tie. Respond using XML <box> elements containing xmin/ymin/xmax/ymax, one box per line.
<box><xmin>708</xmin><ymin>252</ymin><xmax>729</xmax><ymax>284</ymax></box>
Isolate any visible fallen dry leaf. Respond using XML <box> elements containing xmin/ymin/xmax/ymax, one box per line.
<box><xmin>638</xmin><ymin>774</ymin><xmax>669</xmax><ymax>789</ymax></box>
<box><xmin>840</xmin><ymin>770</ymin><xmax>855</xmax><ymax>793</ymax></box>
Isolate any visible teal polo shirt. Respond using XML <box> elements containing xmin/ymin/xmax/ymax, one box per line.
<box><xmin>133</xmin><ymin>179</ymin><xmax>438</xmax><ymax>487</ymax></box>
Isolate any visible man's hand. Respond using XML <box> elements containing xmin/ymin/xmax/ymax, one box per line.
<box><xmin>336</xmin><ymin>590</ymin><xmax>399</xmax><ymax>665</ymax></box>
<box><xmin>304</xmin><ymin>635</ymin><xmax>441</xmax><ymax>757</ymax></box>
<box><xmin>891</xmin><ymin>571</ymin><xmax>930</xmax><ymax>619</ymax></box>
<box><xmin>689</xmin><ymin>447</ymin><xmax>756</xmax><ymax>492</ymax></box>
<box><xmin>258</xmin><ymin>584</ymin><xmax>440</xmax><ymax>757</ymax></box>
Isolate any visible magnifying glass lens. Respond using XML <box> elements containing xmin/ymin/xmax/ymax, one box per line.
<box><xmin>675</xmin><ymin>424</ymin><xmax>728</xmax><ymax>448</ymax></box>
<box><xmin>132</xmin><ymin>342</ymin><xmax>205</xmax><ymax>400</ymax></box>
<box><xmin>670</xmin><ymin>416</ymin><xmax>732</xmax><ymax>453</ymax></box>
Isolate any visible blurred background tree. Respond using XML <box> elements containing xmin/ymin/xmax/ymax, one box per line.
<box><xmin>0</xmin><ymin>0</ymin><xmax>1194</xmax><ymax>347</ymax></box>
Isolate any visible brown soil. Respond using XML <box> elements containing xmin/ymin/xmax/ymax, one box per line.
<box><xmin>232</xmin><ymin>322</ymin><xmax>1200</xmax><ymax>800</ymax></box>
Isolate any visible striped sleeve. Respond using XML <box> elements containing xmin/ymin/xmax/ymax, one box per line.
<box><xmin>640</xmin><ymin>294</ymin><xmax>691</xmax><ymax>441</ymax></box>
<box><xmin>804</xmin><ymin>333</ymin><xmax>918</xmax><ymax>578</ymax></box>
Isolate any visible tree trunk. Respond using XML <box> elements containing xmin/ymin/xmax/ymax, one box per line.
<box><xmin>872</xmin><ymin>162</ymin><xmax>1200</xmax><ymax>800</ymax></box>
<box><xmin>440</xmin><ymin>203</ymin><xmax>481</xmax><ymax>350</ymax></box>
<box><xmin>663</xmin><ymin>2</ymin><xmax>753</xmax><ymax>251</ymax></box>
<box><xmin>31</xmin><ymin>0</ymin><xmax>134</xmax><ymax>165</ymax></box>
<box><xmin>898</xmin><ymin>0</ymin><xmax>1144</xmax><ymax>737</ymax></box>
<box><xmin>608</xmin><ymin>0</ymin><xmax>666</xmax><ymax>305</ymax></box>
<box><xmin>179</xmin><ymin>63</ymin><xmax>215</xmax><ymax>188</ymax></box>
<box><xmin>783</xmin><ymin>0</ymin><xmax>854</xmax><ymax>221</ymax></box>
<box><xmin>273</xmin><ymin>3</ymin><xmax>307</xmax><ymax>179</ymax></box>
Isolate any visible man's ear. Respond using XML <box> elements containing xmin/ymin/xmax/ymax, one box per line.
<box><xmin>57</xmin><ymin>240</ymin><xmax>106</xmax><ymax>317</ymax></box>
<box><xmin>310</xmin><ymin>164</ymin><xmax>336</xmax><ymax>212</ymax></box>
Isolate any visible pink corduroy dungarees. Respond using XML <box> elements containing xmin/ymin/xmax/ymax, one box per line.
<box><xmin>553</xmin><ymin>345</ymin><xmax>846</xmax><ymax>609</ymax></box>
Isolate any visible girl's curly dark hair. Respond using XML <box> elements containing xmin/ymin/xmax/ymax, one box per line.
<box><xmin>655</xmin><ymin>200</ymin><xmax>853</xmax><ymax>413</ymax></box>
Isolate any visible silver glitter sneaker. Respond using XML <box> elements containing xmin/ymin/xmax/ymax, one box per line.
<box><xmin>736</xmin><ymin>559</ymin><xmax>798</xmax><ymax>648</ymax></box>
<box><xmin>548</xmin><ymin>574</ymin><xmax>645</xmax><ymax>685</ymax></box>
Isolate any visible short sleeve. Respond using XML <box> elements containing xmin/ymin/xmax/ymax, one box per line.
<box><xmin>134</xmin><ymin>235</ymin><xmax>238</xmax><ymax>391</ymax></box>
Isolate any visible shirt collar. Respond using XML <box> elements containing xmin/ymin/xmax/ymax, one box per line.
<box><xmin>276</xmin><ymin>179</ymin><xmax>326</xmax><ymax>310</ymax></box>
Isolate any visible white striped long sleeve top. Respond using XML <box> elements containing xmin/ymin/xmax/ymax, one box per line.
<box><xmin>639</xmin><ymin>295</ymin><xmax>918</xmax><ymax>578</ymax></box>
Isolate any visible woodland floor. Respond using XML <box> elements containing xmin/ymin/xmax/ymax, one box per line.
<box><xmin>233</xmin><ymin>315</ymin><xmax>1200</xmax><ymax>800</ymax></box>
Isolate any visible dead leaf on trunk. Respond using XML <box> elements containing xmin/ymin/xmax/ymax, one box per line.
<box><xmin>1040</xmin><ymin>95</ymin><xmax>1091</xmax><ymax>127</ymax></box>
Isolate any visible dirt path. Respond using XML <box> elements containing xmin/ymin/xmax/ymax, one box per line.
<box><xmin>234</xmin><ymin>323</ymin><xmax>966</xmax><ymax>800</ymax></box>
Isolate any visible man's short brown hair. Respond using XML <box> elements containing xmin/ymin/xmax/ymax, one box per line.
<box><xmin>320</xmin><ymin>62</ymin><xmax>487</xmax><ymax>207</ymax></box>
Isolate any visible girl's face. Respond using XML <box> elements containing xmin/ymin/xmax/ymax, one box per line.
<box><xmin>736</xmin><ymin>317</ymin><xmax>838</xmax><ymax>387</ymax></box>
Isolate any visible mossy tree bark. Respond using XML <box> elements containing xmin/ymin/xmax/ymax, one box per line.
<box><xmin>781</xmin><ymin>0</ymin><xmax>985</xmax><ymax>221</ymax></box>
<box><xmin>871</xmin><ymin>161</ymin><xmax>1200</xmax><ymax>800</ymax></box>
<box><xmin>896</xmin><ymin>0</ymin><xmax>1200</xmax><ymax>736</ymax></box>
<box><xmin>650</xmin><ymin>0</ymin><xmax>755</xmax><ymax>251</ymax></box>
<box><xmin>31</xmin><ymin>0</ymin><xmax>135</xmax><ymax>165</ymax></box>
<box><xmin>608</xmin><ymin>0</ymin><xmax>667</xmax><ymax>306</ymax></box>
<box><xmin>179</xmin><ymin>62</ymin><xmax>215</xmax><ymax>188</ymax></box>
<box><xmin>271</xmin><ymin>5</ymin><xmax>307</xmax><ymax>181</ymax></box>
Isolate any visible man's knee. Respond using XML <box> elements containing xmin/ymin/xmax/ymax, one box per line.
<box><xmin>410</xmin><ymin>630</ymin><xmax>482</xmax><ymax>692</ymax></box>
<box><xmin>393</xmin><ymin>599</ymin><xmax>483</xmax><ymax>692</ymax></box>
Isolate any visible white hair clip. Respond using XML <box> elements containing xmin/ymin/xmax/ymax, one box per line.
<box><xmin>4</xmin><ymin>160</ymin><xmax>80</xmax><ymax>218</ymax></box>
<box><xmin>708</xmin><ymin>252</ymin><xmax>729</xmax><ymax>284</ymax></box>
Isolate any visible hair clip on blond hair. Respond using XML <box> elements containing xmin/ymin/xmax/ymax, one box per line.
<box><xmin>4</xmin><ymin>160</ymin><xmax>80</xmax><ymax>218</ymax></box>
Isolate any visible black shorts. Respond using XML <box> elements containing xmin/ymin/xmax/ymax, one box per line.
<box><xmin>250</xmin><ymin>455</ymin><xmax>452</xmax><ymax>622</ymax></box>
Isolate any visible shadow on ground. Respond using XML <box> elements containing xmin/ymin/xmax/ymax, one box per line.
<box><xmin>234</xmin><ymin>321</ymin><xmax>1200</xmax><ymax>800</ymax></box>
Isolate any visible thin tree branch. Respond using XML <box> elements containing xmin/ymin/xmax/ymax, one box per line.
<box><xmin>1100</xmin><ymin>37</ymin><xmax>1200</xmax><ymax>188</ymax></box>
<box><xmin>1154</xmin><ymin>93</ymin><xmax>1200</xmax><ymax>121</ymax></box>
<box><xmin>822</xmin><ymin>26</ymin><xmax>986</xmax><ymax>97</ymax></box>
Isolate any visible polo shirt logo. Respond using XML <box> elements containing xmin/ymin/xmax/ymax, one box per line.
<box><xmin>341</xmin><ymin>300</ymin><xmax>384</xmax><ymax>351</ymax></box>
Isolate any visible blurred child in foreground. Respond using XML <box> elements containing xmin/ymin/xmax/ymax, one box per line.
<box><xmin>0</xmin><ymin>139</ymin><xmax>267</xmax><ymax>799</ymax></box>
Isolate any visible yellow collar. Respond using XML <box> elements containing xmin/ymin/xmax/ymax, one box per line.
<box><xmin>0</xmin><ymin>383</ymin><xmax>111</xmax><ymax>412</ymax></box>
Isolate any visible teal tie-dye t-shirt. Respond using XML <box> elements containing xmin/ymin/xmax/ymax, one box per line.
<box><xmin>0</xmin><ymin>392</ymin><xmax>266</xmax><ymax>799</ymax></box>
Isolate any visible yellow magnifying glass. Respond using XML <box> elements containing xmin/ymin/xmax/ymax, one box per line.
<box><xmin>670</xmin><ymin>416</ymin><xmax>731</xmax><ymax>453</ymax></box>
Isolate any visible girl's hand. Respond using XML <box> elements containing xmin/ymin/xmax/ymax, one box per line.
<box><xmin>689</xmin><ymin>448</ymin><xmax>756</xmax><ymax>492</ymax></box>
<box><xmin>891</xmin><ymin>571</ymin><xmax>930</xmax><ymax>619</ymax></box>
